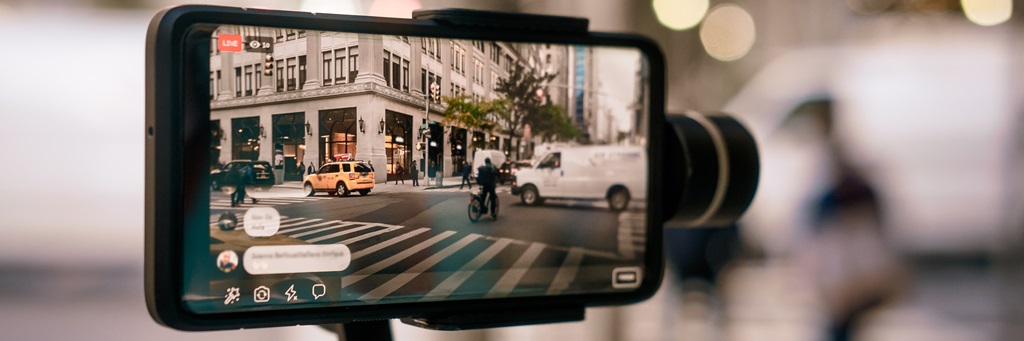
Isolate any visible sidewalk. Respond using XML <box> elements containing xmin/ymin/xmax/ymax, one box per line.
<box><xmin>274</xmin><ymin>176</ymin><xmax>472</xmax><ymax>194</ymax></box>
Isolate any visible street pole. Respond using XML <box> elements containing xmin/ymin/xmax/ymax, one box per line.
<box><xmin>424</xmin><ymin>92</ymin><xmax>429</xmax><ymax>186</ymax></box>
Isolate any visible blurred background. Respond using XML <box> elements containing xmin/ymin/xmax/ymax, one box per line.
<box><xmin>2</xmin><ymin>0</ymin><xmax>1024</xmax><ymax>340</ymax></box>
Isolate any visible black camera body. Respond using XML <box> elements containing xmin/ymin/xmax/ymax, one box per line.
<box><xmin>145</xmin><ymin>5</ymin><xmax>757</xmax><ymax>332</ymax></box>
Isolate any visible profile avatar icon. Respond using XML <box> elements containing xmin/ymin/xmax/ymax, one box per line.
<box><xmin>216</xmin><ymin>250</ymin><xmax>239</xmax><ymax>273</ymax></box>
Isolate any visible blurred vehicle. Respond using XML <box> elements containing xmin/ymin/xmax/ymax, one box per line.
<box><xmin>303</xmin><ymin>161</ymin><xmax>375</xmax><ymax>197</ymax></box>
<box><xmin>512</xmin><ymin>145</ymin><xmax>646</xmax><ymax>211</ymax></box>
<box><xmin>210</xmin><ymin>160</ymin><xmax>275</xmax><ymax>191</ymax></box>
<box><xmin>498</xmin><ymin>160</ymin><xmax>532</xmax><ymax>185</ymax></box>
<box><xmin>471</xmin><ymin>149</ymin><xmax>507</xmax><ymax>178</ymax></box>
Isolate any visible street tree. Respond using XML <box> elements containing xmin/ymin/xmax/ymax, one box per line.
<box><xmin>493</xmin><ymin>64</ymin><xmax>556</xmax><ymax>159</ymax></box>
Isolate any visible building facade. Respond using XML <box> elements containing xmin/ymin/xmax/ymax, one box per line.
<box><xmin>209</xmin><ymin>27</ymin><xmax>565</xmax><ymax>182</ymax></box>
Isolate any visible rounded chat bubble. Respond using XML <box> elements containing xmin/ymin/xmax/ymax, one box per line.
<box><xmin>242</xmin><ymin>244</ymin><xmax>351</xmax><ymax>275</ymax></box>
<box><xmin>243</xmin><ymin>207</ymin><xmax>280</xmax><ymax>237</ymax></box>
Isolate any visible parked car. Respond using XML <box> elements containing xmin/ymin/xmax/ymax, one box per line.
<box><xmin>512</xmin><ymin>146</ymin><xmax>646</xmax><ymax>211</ymax></box>
<box><xmin>303</xmin><ymin>161</ymin><xmax>375</xmax><ymax>197</ymax></box>
<box><xmin>210</xmin><ymin>160</ymin><xmax>275</xmax><ymax>191</ymax></box>
<box><xmin>498</xmin><ymin>160</ymin><xmax>533</xmax><ymax>185</ymax></box>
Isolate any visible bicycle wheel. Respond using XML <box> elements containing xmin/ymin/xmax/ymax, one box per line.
<box><xmin>468</xmin><ymin>197</ymin><xmax>483</xmax><ymax>223</ymax></box>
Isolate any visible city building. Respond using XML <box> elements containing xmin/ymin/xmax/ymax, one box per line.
<box><xmin>209</xmin><ymin>26</ymin><xmax>567</xmax><ymax>182</ymax></box>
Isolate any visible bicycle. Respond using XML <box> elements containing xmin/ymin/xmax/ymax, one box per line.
<box><xmin>468</xmin><ymin>188</ymin><xmax>499</xmax><ymax>222</ymax></box>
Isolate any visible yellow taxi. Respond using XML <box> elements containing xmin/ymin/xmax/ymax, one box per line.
<box><xmin>303</xmin><ymin>161</ymin><xmax>375</xmax><ymax>197</ymax></box>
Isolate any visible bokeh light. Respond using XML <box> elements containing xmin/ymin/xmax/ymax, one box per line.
<box><xmin>961</xmin><ymin>0</ymin><xmax>1012</xmax><ymax>26</ymax></box>
<box><xmin>652</xmin><ymin>0</ymin><xmax>709</xmax><ymax>31</ymax></box>
<box><xmin>699</xmin><ymin>4</ymin><xmax>756</xmax><ymax>62</ymax></box>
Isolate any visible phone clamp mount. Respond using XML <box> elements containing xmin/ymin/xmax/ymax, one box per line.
<box><xmin>326</xmin><ymin>8</ymin><xmax>759</xmax><ymax>341</ymax></box>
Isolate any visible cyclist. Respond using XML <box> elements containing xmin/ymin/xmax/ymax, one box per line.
<box><xmin>476</xmin><ymin>157</ymin><xmax>499</xmax><ymax>215</ymax></box>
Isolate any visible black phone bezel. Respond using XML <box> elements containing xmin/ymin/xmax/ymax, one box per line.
<box><xmin>146</xmin><ymin>5</ymin><xmax>666</xmax><ymax>331</ymax></box>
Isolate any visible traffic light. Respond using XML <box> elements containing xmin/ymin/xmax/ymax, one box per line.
<box><xmin>429</xmin><ymin>82</ymin><xmax>440</xmax><ymax>102</ymax></box>
<box><xmin>263</xmin><ymin>54</ymin><xmax>273</xmax><ymax>76</ymax></box>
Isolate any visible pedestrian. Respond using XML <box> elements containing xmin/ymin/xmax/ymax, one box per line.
<box><xmin>367</xmin><ymin>160</ymin><xmax>375</xmax><ymax>172</ymax></box>
<box><xmin>459</xmin><ymin>161</ymin><xmax>472</xmax><ymax>190</ymax></box>
<box><xmin>410</xmin><ymin>162</ymin><xmax>419</xmax><ymax>187</ymax></box>
<box><xmin>308</xmin><ymin>164</ymin><xmax>315</xmax><ymax>176</ymax></box>
<box><xmin>298</xmin><ymin>161</ymin><xmax>306</xmax><ymax>178</ymax></box>
<box><xmin>394</xmin><ymin>163</ymin><xmax>405</xmax><ymax>184</ymax></box>
<box><xmin>232</xmin><ymin>164</ymin><xmax>251</xmax><ymax>206</ymax></box>
<box><xmin>427</xmin><ymin>160</ymin><xmax>436</xmax><ymax>186</ymax></box>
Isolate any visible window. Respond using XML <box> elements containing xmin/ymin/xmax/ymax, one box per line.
<box><xmin>402</xmin><ymin>61</ymin><xmax>409</xmax><ymax>92</ymax></box>
<box><xmin>421</xmin><ymin>69</ymin><xmax>426</xmax><ymax>94</ymax></box>
<box><xmin>473</xmin><ymin>40</ymin><xmax>484</xmax><ymax>51</ymax></box>
<box><xmin>276</xmin><ymin>29</ymin><xmax>284</xmax><ymax>42</ymax></box>
<box><xmin>383</xmin><ymin>51</ymin><xmax>391</xmax><ymax>87</ymax></box>
<box><xmin>298</xmin><ymin>30</ymin><xmax>306</xmax><ymax>38</ymax></box>
<box><xmin>276</xmin><ymin>60</ymin><xmax>284</xmax><ymax>91</ymax></box>
<box><xmin>490</xmin><ymin>43</ymin><xmax>501</xmax><ymax>63</ymax></box>
<box><xmin>255</xmin><ymin>64</ymin><xmax>261</xmax><ymax>90</ymax></box>
<box><xmin>235</xmin><ymin>67</ymin><xmax>241</xmax><ymax>97</ymax></box>
<box><xmin>286</xmin><ymin>58</ymin><xmax>296</xmax><ymax>91</ymax></box>
<box><xmin>244</xmin><ymin>65</ymin><xmax>253</xmax><ymax>96</ymax></box>
<box><xmin>209</xmin><ymin>72</ymin><xmax>214</xmax><ymax>100</ymax></box>
<box><xmin>354</xmin><ymin>163</ymin><xmax>372</xmax><ymax>173</ymax></box>
<box><xmin>348</xmin><ymin>47</ymin><xmax>359</xmax><ymax>82</ymax></box>
<box><xmin>539</xmin><ymin>152</ymin><xmax>561</xmax><ymax>168</ymax></box>
<box><xmin>392</xmin><ymin>56</ymin><xmax>401</xmax><ymax>91</ymax></box>
<box><xmin>286</xmin><ymin>29</ymin><xmax>296</xmax><ymax>40</ymax></box>
<box><xmin>298</xmin><ymin>56</ymin><xmax>307</xmax><ymax>90</ymax></box>
<box><xmin>322</xmin><ymin>51</ymin><xmax>332</xmax><ymax>85</ymax></box>
<box><xmin>505</xmin><ymin>56</ymin><xmax>514</xmax><ymax>73</ymax></box>
<box><xmin>343</xmin><ymin>163</ymin><xmax>352</xmax><ymax>172</ymax></box>
<box><xmin>335</xmin><ymin>49</ymin><xmax>346</xmax><ymax>83</ymax></box>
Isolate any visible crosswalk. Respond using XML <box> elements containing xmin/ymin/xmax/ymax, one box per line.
<box><xmin>210</xmin><ymin>195</ymin><xmax>333</xmax><ymax>210</ymax></box>
<box><xmin>209</xmin><ymin>213</ymin><xmax>644</xmax><ymax>304</ymax></box>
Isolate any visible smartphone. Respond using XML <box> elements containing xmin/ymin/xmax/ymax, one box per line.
<box><xmin>146</xmin><ymin>5</ymin><xmax>666</xmax><ymax>330</ymax></box>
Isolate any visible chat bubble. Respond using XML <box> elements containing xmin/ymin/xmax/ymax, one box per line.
<box><xmin>243</xmin><ymin>207</ymin><xmax>280</xmax><ymax>237</ymax></box>
<box><xmin>243</xmin><ymin>244</ymin><xmax>351</xmax><ymax>275</ymax></box>
<box><xmin>312</xmin><ymin>283</ymin><xmax>326</xmax><ymax>300</ymax></box>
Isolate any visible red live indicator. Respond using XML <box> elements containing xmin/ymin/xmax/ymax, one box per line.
<box><xmin>218</xmin><ymin>34</ymin><xmax>243</xmax><ymax>53</ymax></box>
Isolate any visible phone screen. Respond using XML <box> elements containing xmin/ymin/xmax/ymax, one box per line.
<box><xmin>188</xmin><ymin>24</ymin><xmax>650</xmax><ymax>313</ymax></box>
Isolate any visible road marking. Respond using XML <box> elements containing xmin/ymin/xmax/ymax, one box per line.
<box><xmin>342</xmin><ymin>231</ymin><xmax>457</xmax><ymax>288</ymax></box>
<box><xmin>352</xmin><ymin>228</ymin><xmax>430</xmax><ymax>260</ymax></box>
<box><xmin>335</xmin><ymin>224</ymin><xmax>405</xmax><ymax>244</ymax></box>
<box><xmin>360</xmin><ymin>234</ymin><xmax>482</xmax><ymax>303</ymax></box>
<box><xmin>424</xmin><ymin>238</ymin><xmax>512</xmax><ymax>300</ymax></box>
<box><xmin>485</xmin><ymin>242</ymin><xmax>546</xmax><ymax>298</ymax></box>
<box><xmin>306</xmin><ymin>223</ymin><xmax>384</xmax><ymax>243</ymax></box>
<box><xmin>546</xmin><ymin>247</ymin><xmax>584</xmax><ymax>295</ymax></box>
<box><xmin>287</xmin><ymin>222</ymin><xmax>359</xmax><ymax>239</ymax></box>
<box><xmin>275</xmin><ymin>219</ymin><xmax>334</xmax><ymax>234</ymax></box>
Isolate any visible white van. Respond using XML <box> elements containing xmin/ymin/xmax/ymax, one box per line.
<box><xmin>471</xmin><ymin>149</ymin><xmax>507</xmax><ymax>178</ymax></box>
<box><xmin>511</xmin><ymin>145</ymin><xmax>646</xmax><ymax>211</ymax></box>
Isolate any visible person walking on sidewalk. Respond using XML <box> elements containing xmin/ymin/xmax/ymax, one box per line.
<box><xmin>410</xmin><ymin>162</ymin><xmax>419</xmax><ymax>187</ymax></box>
<box><xmin>394</xmin><ymin>163</ymin><xmax>405</xmax><ymax>185</ymax></box>
<box><xmin>459</xmin><ymin>161</ymin><xmax>472</xmax><ymax>190</ymax></box>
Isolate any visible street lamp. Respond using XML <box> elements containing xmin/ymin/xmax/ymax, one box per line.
<box><xmin>378</xmin><ymin>117</ymin><xmax>385</xmax><ymax>134</ymax></box>
<box><xmin>305</xmin><ymin>121</ymin><xmax>312</xmax><ymax>136</ymax></box>
<box><xmin>358</xmin><ymin>116</ymin><xmax>365</xmax><ymax>133</ymax></box>
<box><xmin>259</xmin><ymin>125</ymin><xmax>266</xmax><ymax>138</ymax></box>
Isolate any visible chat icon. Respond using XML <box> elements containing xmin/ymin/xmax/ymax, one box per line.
<box><xmin>312</xmin><ymin>283</ymin><xmax>326</xmax><ymax>300</ymax></box>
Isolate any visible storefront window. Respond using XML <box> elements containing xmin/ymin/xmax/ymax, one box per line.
<box><xmin>273</xmin><ymin>112</ymin><xmax>306</xmax><ymax>181</ymax></box>
<box><xmin>231</xmin><ymin>116</ymin><xmax>261</xmax><ymax>161</ymax></box>
<box><xmin>450</xmin><ymin>128</ymin><xmax>467</xmax><ymax>176</ymax></box>
<box><xmin>385</xmin><ymin>110</ymin><xmax>412</xmax><ymax>181</ymax></box>
<box><xmin>319</xmin><ymin>108</ymin><xmax>358</xmax><ymax>166</ymax></box>
<box><xmin>210</xmin><ymin>119</ymin><xmax>223</xmax><ymax>170</ymax></box>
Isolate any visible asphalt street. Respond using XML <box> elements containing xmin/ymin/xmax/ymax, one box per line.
<box><xmin>204</xmin><ymin>182</ymin><xmax>647</xmax><ymax>308</ymax></box>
